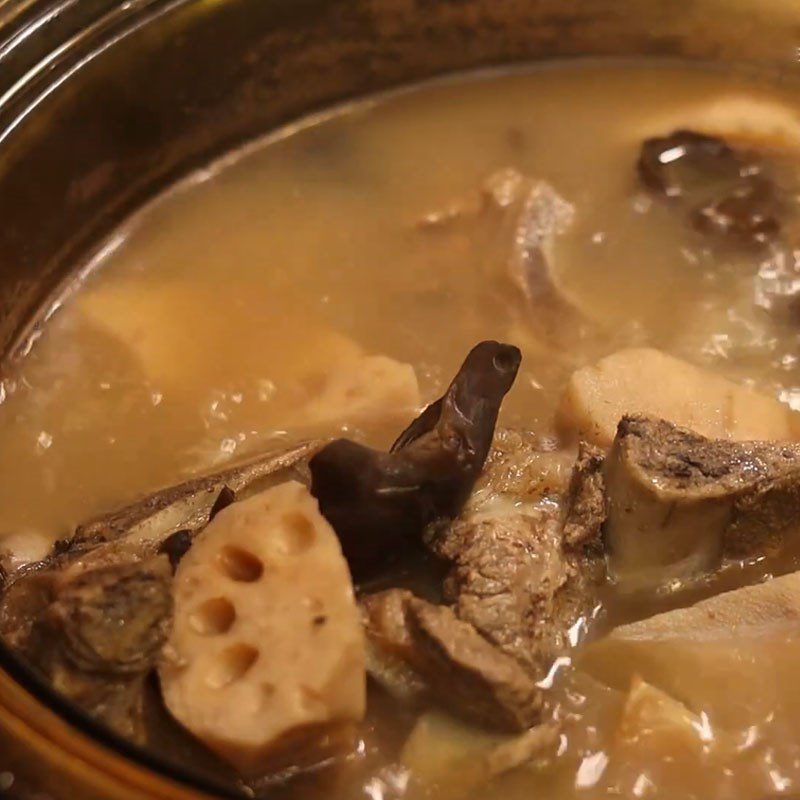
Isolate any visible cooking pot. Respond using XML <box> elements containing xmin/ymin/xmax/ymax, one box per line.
<box><xmin>0</xmin><ymin>1</ymin><xmax>798</xmax><ymax>797</ymax></box>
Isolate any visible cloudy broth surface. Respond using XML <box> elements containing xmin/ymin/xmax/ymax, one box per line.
<box><xmin>3</xmin><ymin>61</ymin><xmax>800</xmax><ymax>799</ymax></box>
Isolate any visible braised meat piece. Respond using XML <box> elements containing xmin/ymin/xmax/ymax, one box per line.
<box><xmin>427</xmin><ymin>435</ymin><xmax>606</xmax><ymax>679</ymax></box>
<box><xmin>6</xmin><ymin>556</ymin><xmax>172</xmax><ymax>740</ymax></box>
<box><xmin>361</xmin><ymin>589</ymin><xmax>542</xmax><ymax>732</ymax></box>
<box><xmin>563</xmin><ymin>442</ymin><xmax>607</xmax><ymax>548</ymax></box>
<box><xmin>431</xmin><ymin>508</ymin><xmax>567</xmax><ymax>675</ymax></box>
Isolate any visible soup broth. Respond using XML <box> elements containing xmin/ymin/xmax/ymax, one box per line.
<box><xmin>4</xmin><ymin>61</ymin><xmax>800</xmax><ymax>799</ymax></box>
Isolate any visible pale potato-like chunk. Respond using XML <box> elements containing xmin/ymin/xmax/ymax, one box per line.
<box><xmin>581</xmin><ymin>571</ymin><xmax>800</xmax><ymax>731</ymax></box>
<box><xmin>159</xmin><ymin>481</ymin><xmax>365</xmax><ymax>775</ymax></box>
<box><xmin>608</xmin><ymin>677</ymin><xmax>738</xmax><ymax>796</ymax></box>
<box><xmin>617</xmin><ymin>677</ymin><xmax>709</xmax><ymax>758</ymax></box>
<box><xmin>77</xmin><ymin>282</ymin><xmax>206</xmax><ymax>386</ymax></box>
<box><xmin>557</xmin><ymin>348</ymin><xmax>800</xmax><ymax>448</ymax></box>
<box><xmin>401</xmin><ymin>711</ymin><xmax>558</xmax><ymax>799</ymax></box>
<box><xmin>77</xmin><ymin>282</ymin><xmax>358</xmax><ymax>390</ymax></box>
<box><xmin>78</xmin><ymin>280</ymin><xmax>420</xmax><ymax>432</ymax></box>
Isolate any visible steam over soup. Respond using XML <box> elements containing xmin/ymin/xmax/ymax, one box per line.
<box><xmin>5</xmin><ymin>61</ymin><xmax>800</xmax><ymax>800</ymax></box>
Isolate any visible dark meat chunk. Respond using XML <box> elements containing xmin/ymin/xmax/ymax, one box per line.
<box><xmin>426</xmin><ymin>434</ymin><xmax>606</xmax><ymax>680</ymax></box>
<box><xmin>7</xmin><ymin>556</ymin><xmax>172</xmax><ymax>740</ymax></box>
<box><xmin>416</xmin><ymin>170</ymin><xmax>610</xmax><ymax>360</ymax></box>
<box><xmin>504</xmin><ymin>180</ymin><xmax>596</xmax><ymax>347</ymax></box>
<box><xmin>310</xmin><ymin>341</ymin><xmax>521</xmax><ymax>579</ymax></box>
<box><xmin>638</xmin><ymin>129</ymin><xmax>783</xmax><ymax>246</ymax></box>
<box><xmin>604</xmin><ymin>414</ymin><xmax>800</xmax><ymax>591</ymax></box>
<box><xmin>42</xmin><ymin>560</ymin><xmax>171</xmax><ymax>676</ymax></box>
<box><xmin>361</xmin><ymin>589</ymin><xmax>429</xmax><ymax>705</ymax></box>
<box><xmin>361</xmin><ymin>589</ymin><xmax>542</xmax><ymax>732</ymax></box>
<box><xmin>432</xmin><ymin>509</ymin><xmax>567</xmax><ymax>675</ymax></box>
<box><xmin>408</xmin><ymin>599</ymin><xmax>542</xmax><ymax>731</ymax></box>
<box><xmin>563</xmin><ymin>442</ymin><xmax>607</xmax><ymax>549</ymax></box>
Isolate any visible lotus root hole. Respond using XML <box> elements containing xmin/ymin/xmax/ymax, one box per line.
<box><xmin>189</xmin><ymin>597</ymin><xmax>236</xmax><ymax>635</ymax></box>
<box><xmin>280</xmin><ymin>511</ymin><xmax>316</xmax><ymax>553</ymax></box>
<box><xmin>206</xmin><ymin>643</ymin><xmax>260</xmax><ymax>689</ymax></box>
<box><xmin>218</xmin><ymin>545</ymin><xmax>264</xmax><ymax>582</ymax></box>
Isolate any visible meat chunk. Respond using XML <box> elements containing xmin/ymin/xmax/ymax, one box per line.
<box><xmin>604</xmin><ymin>415</ymin><xmax>800</xmax><ymax>590</ymax></box>
<box><xmin>432</xmin><ymin>514</ymin><xmax>603</xmax><ymax>680</ymax></box>
<box><xmin>469</xmin><ymin>428</ymin><xmax>575</xmax><ymax>506</ymax></box>
<box><xmin>2</xmin><ymin>556</ymin><xmax>173</xmax><ymax>740</ymax></box>
<box><xmin>160</xmin><ymin>481</ymin><xmax>365</xmax><ymax>775</ymax></box>
<box><xmin>427</xmin><ymin>434</ymin><xmax>606</xmax><ymax>681</ymax></box>
<box><xmin>557</xmin><ymin>347</ymin><xmax>800</xmax><ymax>448</ymax></box>
<box><xmin>56</xmin><ymin>441</ymin><xmax>320</xmax><ymax>581</ymax></box>
<box><xmin>563</xmin><ymin>442</ymin><xmax>607</xmax><ymax>548</ymax></box>
<box><xmin>416</xmin><ymin>170</ymin><xmax>600</xmax><ymax>354</ymax></box>
<box><xmin>431</xmin><ymin>510</ymin><xmax>566</xmax><ymax>675</ymax></box>
<box><xmin>361</xmin><ymin>589</ymin><xmax>542</xmax><ymax>732</ymax></box>
<box><xmin>494</xmin><ymin>174</ymin><xmax>601</xmax><ymax>352</ymax></box>
<box><xmin>505</xmin><ymin>181</ymin><xmax>587</xmax><ymax>339</ymax></box>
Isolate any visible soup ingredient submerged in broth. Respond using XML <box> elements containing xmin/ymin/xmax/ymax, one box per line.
<box><xmin>4</xmin><ymin>62</ymin><xmax>800</xmax><ymax>800</ymax></box>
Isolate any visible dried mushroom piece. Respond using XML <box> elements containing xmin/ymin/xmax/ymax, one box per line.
<box><xmin>414</xmin><ymin>168</ymin><xmax>604</xmax><ymax>360</ymax></box>
<box><xmin>310</xmin><ymin>341</ymin><xmax>521</xmax><ymax>579</ymax></box>
<box><xmin>637</xmin><ymin>129</ymin><xmax>785</xmax><ymax>247</ymax></box>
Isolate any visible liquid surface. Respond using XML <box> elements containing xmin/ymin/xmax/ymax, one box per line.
<box><xmin>3</xmin><ymin>61</ymin><xmax>800</xmax><ymax>799</ymax></box>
